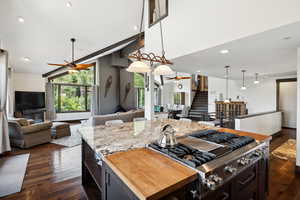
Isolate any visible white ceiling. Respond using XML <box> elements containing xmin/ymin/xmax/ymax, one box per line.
<box><xmin>173</xmin><ymin>21</ymin><xmax>300</xmax><ymax>80</ymax></box>
<box><xmin>0</xmin><ymin>0</ymin><xmax>142</xmax><ymax>74</ymax></box>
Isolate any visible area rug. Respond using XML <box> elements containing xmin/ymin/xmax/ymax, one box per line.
<box><xmin>272</xmin><ymin>139</ymin><xmax>296</xmax><ymax>161</ymax></box>
<box><xmin>51</xmin><ymin>124</ymin><xmax>82</xmax><ymax>147</ymax></box>
<box><xmin>0</xmin><ymin>153</ymin><xmax>30</xmax><ymax>197</ymax></box>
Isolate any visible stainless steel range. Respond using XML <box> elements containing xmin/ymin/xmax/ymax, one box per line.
<box><xmin>148</xmin><ymin>129</ymin><xmax>269</xmax><ymax>199</ymax></box>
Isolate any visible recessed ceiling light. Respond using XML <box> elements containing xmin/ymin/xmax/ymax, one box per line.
<box><xmin>18</xmin><ymin>16</ymin><xmax>25</xmax><ymax>23</ymax></box>
<box><xmin>66</xmin><ymin>1</ymin><xmax>72</xmax><ymax>7</ymax></box>
<box><xmin>133</xmin><ymin>25</ymin><xmax>138</xmax><ymax>31</ymax></box>
<box><xmin>220</xmin><ymin>49</ymin><xmax>229</xmax><ymax>54</ymax></box>
<box><xmin>22</xmin><ymin>57</ymin><xmax>31</xmax><ymax>62</ymax></box>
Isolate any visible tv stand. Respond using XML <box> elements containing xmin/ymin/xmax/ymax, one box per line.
<box><xmin>15</xmin><ymin>108</ymin><xmax>46</xmax><ymax>123</ymax></box>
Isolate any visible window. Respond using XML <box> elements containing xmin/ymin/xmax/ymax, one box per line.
<box><xmin>149</xmin><ymin>0</ymin><xmax>168</xmax><ymax>27</ymax></box>
<box><xmin>134</xmin><ymin>73</ymin><xmax>145</xmax><ymax>108</ymax></box>
<box><xmin>134</xmin><ymin>73</ymin><xmax>161</xmax><ymax>108</ymax></box>
<box><xmin>174</xmin><ymin>92</ymin><xmax>185</xmax><ymax>105</ymax></box>
<box><xmin>52</xmin><ymin>69</ymin><xmax>94</xmax><ymax>113</ymax></box>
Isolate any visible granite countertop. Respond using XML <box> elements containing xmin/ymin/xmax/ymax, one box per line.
<box><xmin>78</xmin><ymin>119</ymin><xmax>213</xmax><ymax>156</ymax></box>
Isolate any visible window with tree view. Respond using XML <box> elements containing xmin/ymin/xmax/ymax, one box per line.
<box><xmin>52</xmin><ymin>69</ymin><xmax>94</xmax><ymax>113</ymax></box>
<box><xmin>134</xmin><ymin>73</ymin><xmax>145</xmax><ymax>108</ymax></box>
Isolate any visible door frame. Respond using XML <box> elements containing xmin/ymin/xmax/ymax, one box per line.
<box><xmin>276</xmin><ymin>78</ymin><xmax>297</xmax><ymax>111</ymax></box>
<box><xmin>276</xmin><ymin>78</ymin><xmax>297</xmax><ymax>128</ymax></box>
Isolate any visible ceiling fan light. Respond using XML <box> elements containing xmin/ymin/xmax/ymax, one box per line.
<box><xmin>68</xmin><ymin>69</ymin><xmax>79</xmax><ymax>74</ymax></box>
<box><xmin>153</xmin><ymin>65</ymin><xmax>174</xmax><ymax>76</ymax></box>
<box><xmin>127</xmin><ymin>61</ymin><xmax>151</xmax><ymax>73</ymax></box>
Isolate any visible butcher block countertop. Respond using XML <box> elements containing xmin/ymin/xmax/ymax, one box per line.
<box><xmin>104</xmin><ymin>148</ymin><xmax>198</xmax><ymax>200</ymax></box>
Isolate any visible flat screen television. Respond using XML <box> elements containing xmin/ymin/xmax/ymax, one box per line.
<box><xmin>15</xmin><ymin>91</ymin><xmax>45</xmax><ymax>111</ymax></box>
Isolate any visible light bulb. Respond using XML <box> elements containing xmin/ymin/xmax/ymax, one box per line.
<box><xmin>127</xmin><ymin>61</ymin><xmax>151</xmax><ymax>73</ymax></box>
<box><xmin>153</xmin><ymin>65</ymin><xmax>174</xmax><ymax>75</ymax></box>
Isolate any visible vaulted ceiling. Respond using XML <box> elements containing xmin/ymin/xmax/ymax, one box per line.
<box><xmin>0</xmin><ymin>0</ymin><xmax>142</xmax><ymax>74</ymax></box>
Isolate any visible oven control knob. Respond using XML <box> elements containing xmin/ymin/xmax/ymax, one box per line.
<box><xmin>209</xmin><ymin>175</ymin><xmax>223</xmax><ymax>184</ymax></box>
<box><xmin>237</xmin><ymin>158</ymin><xmax>249</xmax><ymax>166</ymax></box>
<box><xmin>204</xmin><ymin>179</ymin><xmax>217</xmax><ymax>191</ymax></box>
<box><xmin>224</xmin><ymin>165</ymin><xmax>237</xmax><ymax>174</ymax></box>
<box><xmin>253</xmin><ymin>150</ymin><xmax>263</xmax><ymax>157</ymax></box>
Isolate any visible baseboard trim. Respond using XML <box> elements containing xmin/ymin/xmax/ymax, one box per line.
<box><xmin>282</xmin><ymin>127</ymin><xmax>296</xmax><ymax>130</ymax></box>
<box><xmin>295</xmin><ymin>166</ymin><xmax>300</xmax><ymax>174</ymax></box>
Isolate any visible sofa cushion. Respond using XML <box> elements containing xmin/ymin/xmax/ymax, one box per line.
<box><xmin>91</xmin><ymin>114</ymin><xmax>119</xmax><ymax>126</ymax></box>
<box><xmin>118</xmin><ymin>112</ymin><xmax>134</xmax><ymax>122</ymax></box>
<box><xmin>21</xmin><ymin>122</ymin><xmax>53</xmax><ymax>134</ymax></box>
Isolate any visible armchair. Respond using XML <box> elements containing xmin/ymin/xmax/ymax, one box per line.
<box><xmin>8</xmin><ymin>119</ymin><xmax>53</xmax><ymax>148</ymax></box>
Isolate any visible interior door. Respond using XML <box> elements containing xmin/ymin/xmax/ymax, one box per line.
<box><xmin>279</xmin><ymin>82</ymin><xmax>297</xmax><ymax>128</ymax></box>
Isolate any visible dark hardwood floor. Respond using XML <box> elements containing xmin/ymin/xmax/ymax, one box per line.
<box><xmin>0</xmin><ymin>128</ymin><xmax>298</xmax><ymax>200</ymax></box>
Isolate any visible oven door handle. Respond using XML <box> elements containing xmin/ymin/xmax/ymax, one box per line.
<box><xmin>238</xmin><ymin>172</ymin><xmax>256</xmax><ymax>186</ymax></box>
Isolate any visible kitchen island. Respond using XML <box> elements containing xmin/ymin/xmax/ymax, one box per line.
<box><xmin>79</xmin><ymin>119</ymin><xmax>271</xmax><ymax>200</ymax></box>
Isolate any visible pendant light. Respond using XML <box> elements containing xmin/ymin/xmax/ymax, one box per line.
<box><xmin>126</xmin><ymin>0</ymin><xmax>151</xmax><ymax>73</ymax></box>
<box><xmin>224</xmin><ymin>66</ymin><xmax>230</xmax><ymax>103</ymax></box>
<box><xmin>254</xmin><ymin>73</ymin><xmax>260</xmax><ymax>84</ymax></box>
<box><xmin>127</xmin><ymin>0</ymin><xmax>174</xmax><ymax>75</ymax></box>
<box><xmin>241</xmin><ymin>70</ymin><xmax>247</xmax><ymax>90</ymax></box>
<box><xmin>153</xmin><ymin>0</ymin><xmax>174</xmax><ymax>76</ymax></box>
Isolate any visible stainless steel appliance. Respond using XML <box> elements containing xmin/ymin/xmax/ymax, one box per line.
<box><xmin>148</xmin><ymin>130</ymin><xmax>269</xmax><ymax>199</ymax></box>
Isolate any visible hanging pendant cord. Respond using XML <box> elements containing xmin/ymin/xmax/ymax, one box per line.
<box><xmin>157</xmin><ymin>0</ymin><xmax>165</xmax><ymax>56</ymax></box>
<box><xmin>72</xmin><ymin>40</ymin><xmax>74</xmax><ymax>62</ymax></box>
<box><xmin>226</xmin><ymin>68</ymin><xmax>229</xmax><ymax>99</ymax></box>
<box><xmin>138</xmin><ymin>0</ymin><xmax>145</xmax><ymax>47</ymax></box>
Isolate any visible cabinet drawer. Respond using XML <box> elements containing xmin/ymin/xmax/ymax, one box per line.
<box><xmin>235</xmin><ymin>163</ymin><xmax>258</xmax><ymax>191</ymax></box>
<box><xmin>234</xmin><ymin>162</ymin><xmax>259</xmax><ymax>200</ymax></box>
<box><xmin>202</xmin><ymin>184</ymin><xmax>231</xmax><ymax>200</ymax></box>
<box><xmin>82</xmin><ymin>140</ymin><xmax>103</xmax><ymax>189</ymax></box>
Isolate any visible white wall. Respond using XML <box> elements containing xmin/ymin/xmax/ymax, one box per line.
<box><xmin>145</xmin><ymin>0</ymin><xmax>300</xmax><ymax>60</ymax></box>
<box><xmin>13</xmin><ymin>72</ymin><xmax>45</xmax><ymax>92</ymax></box>
<box><xmin>208</xmin><ymin>76</ymin><xmax>296</xmax><ymax>114</ymax></box>
<box><xmin>235</xmin><ymin>112</ymin><xmax>282</xmax><ymax>136</ymax></box>
<box><xmin>160</xmin><ymin>73</ymin><xmax>192</xmax><ymax>107</ymax></box>
<box><xmin>279</xmin><ymin>82</ymin><xmax>297</xmax><ymax>128</ymax></box>
<box><xmin>240</xmin><ymin>79</ymin><xmax>277</xmax><ymax>114</ymax></box>
<box><xmin>208</xmin><ymin>77</ymin><xmax>240</xmax><ymax>112</ymax></box>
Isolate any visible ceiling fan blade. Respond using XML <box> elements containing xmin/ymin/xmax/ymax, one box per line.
<box><xmin>47</xmin><ymin>63</ymin><xmax>67</xmax><ymax>67</ymax></box>
<box><xmin>179</xmin><ymin>77</ymin><xmax>192</xmax><ymax>79</ymax></box>
<box><xmin>75</xmin><ymin>63</ymin><xmax>95</xmax><ymax>70</ymax></box>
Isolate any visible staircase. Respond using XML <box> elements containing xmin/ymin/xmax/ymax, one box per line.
<box><xmin>188</xmin><ymin>91</ymin><xmax>208</xmax><ymax>120</ymax></box>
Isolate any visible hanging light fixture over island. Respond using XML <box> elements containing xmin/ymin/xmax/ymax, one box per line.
<box><xmin>127</xmin><ymin>0</ymin><xmax>174</xmax><ymax>75</ymax></box>
<box><xmin>224</xmin><ymin>66</ymin><xmax>231</xmax><ymax>103</ymax></box>
<box><xmin>241</xmin><ymin>70</ymin><xmax>247</xmax><ymax>90</ymax></box>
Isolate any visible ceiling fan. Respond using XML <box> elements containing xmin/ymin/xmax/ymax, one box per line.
<box><xmin>165</xmin><ymin>72</ymin><xmax>191</xmax><ymax>81</ymax></box>
<box><xmin>47</xmin><ymin>38</ymin><xmax>95</xmax><ymax>73</ymax></box>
